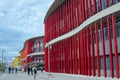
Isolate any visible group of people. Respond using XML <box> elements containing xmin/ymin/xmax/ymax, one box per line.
<box><xmin>27</xmin><ymin>66</ymin><xmax>37</xmax><ymax>80</ymax></box>
<box><xmin>8</xmin><ymin>66</ymin><xmax>17</xmax><ymax>74</ymax></box>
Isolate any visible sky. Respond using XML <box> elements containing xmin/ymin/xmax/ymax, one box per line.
<box><xmin>0</xmin><ymin>0</ymin><xmax>54</xmax><ymax>62</ymax></box>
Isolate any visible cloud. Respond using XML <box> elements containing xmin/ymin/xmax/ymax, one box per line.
<box><xmin>0</xmin><ymin>0</ymin><xmax>54</xmax><ymax>61</ymax></box>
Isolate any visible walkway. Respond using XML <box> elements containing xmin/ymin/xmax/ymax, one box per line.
<box><xmin>0</xmin><ymin>71</ymin><xmax>49</xmax><ymax>80</ymax></box>
<box><xmin>1</xmin><ymin>71</ymin><xmax>119</xmax><ymax>80</ymax></box>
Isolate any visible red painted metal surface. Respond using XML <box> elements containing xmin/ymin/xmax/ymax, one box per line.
<box><xmin>112</xmin><ymin>14</ymin><xmax>119</xmax><ymax>78</ymax></box>
<box><xmin>44</xmin><ymin>0</ymin><xmax>120</xmax><ymax>78</ymax></box>
<box><xmin>107</xmin><ymin>16</ymin><xmax>114</xmax><ymax>78</ymax></box>
<box><xmin>90</xmin><ymin>25</ymin><xmax>96</xmax><ymax>76</ymax></box>
<box><xmin>100</xmin><ymin>19</ymin><xmax>107</xmax><ymax>77</ymax></box>
<box><xmin>95</xmin><ymin>22</ymin><xmax>101</xmax><ymax>77</ymax></box>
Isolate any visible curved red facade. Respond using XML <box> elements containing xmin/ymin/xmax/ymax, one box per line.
<box><xmin>19</xmin><ymin>36</ymin><xmax>44</xmax><ymax>69</ymax></box>
<box><xmin>44</xmin><ymin>0</ymin><xmax>120</xmax><ymax>78</ymax></box>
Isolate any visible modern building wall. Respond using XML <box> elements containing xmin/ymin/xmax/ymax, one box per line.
<box><xmin>19</xmin><ymin>36</ymin><xmax>44</xmax><ymax>68</ymax></box>
<box><xmin>44</xmin><ymin>0</ymin><xmax>120</xmax><ymax>79</ymax></box>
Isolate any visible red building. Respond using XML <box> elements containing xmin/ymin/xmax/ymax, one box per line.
<box><xmin>19</xmin><ymin>36</ymin><xmax>44</xmax><ymax>69</ymax></box>
<box><xmin>44</xmin><ymin>0</ymin><xmax>120</xmax><ymax>79</ymax></box>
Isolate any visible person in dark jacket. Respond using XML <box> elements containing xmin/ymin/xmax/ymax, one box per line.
<box><xmin>15</xmin><ymin>67</ymin><xmax>18</xmax><ymax>73</ymax></box>
<box><xmin>30</xmin><ymin>67</ymin><xmax>33</xmax><ymax>75</ymax></box>
<box><xmin>27</xmin><ymin>67</ymin><xmax>30</xmax><ymax>75</ymax></box>
<box><xmin>8</xmin><ymin>66</ymin><xmax>11</xmax><ymax>74</ymax></box>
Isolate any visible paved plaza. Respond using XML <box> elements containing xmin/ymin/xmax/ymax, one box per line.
<box><xmin>0</xmin><ymin>71</ymin><xmax>50</xmax><ymax>80</ymax></box>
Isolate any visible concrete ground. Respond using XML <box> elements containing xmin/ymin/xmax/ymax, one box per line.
<box><xmin>0</xmin><ymin>70</ymin><xmax>119</xmax><ymax>80</ymax></box>
<box><xmin>0</xmin><ymin>71</ymin><xmax>48</xmax><ymax>80</ymax></box>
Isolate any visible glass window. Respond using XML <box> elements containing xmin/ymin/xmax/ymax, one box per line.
<box><xmin>104</xmin><ymin>27</ymin><xmax>108</xmax><ymax>41</ymax></box>
<box><xmin>106</xmin><ymin>56</ymin><xmax>110</xmax><ymax>70</ymax></box>
<box><xmin>99</xmin><ymin>30</ymin><xmax>102</xmax><ymax>42</ymax></box>
<box><xmin>94</xmin><ymin>32</ymin><xmax>96</xmax><ymax>44</ymax></box>
<box><xmin>92</xmin><ymin>5</ymin><xmax>94</xmax><ymax>15</ymax></box>
<box><xmin>119</xmin><ymin>55</ymin><xmax>120</xmax><ymax>69</ymax></box>
<box><xmin>113</xmin><ymin>56</ymin><xmax>116</xmax><ymax>69</ymax></box>
<box><xmin>114</xmin><ymin>0</ymin><xmax>118</xmax><ymax>4</ymax></box>
<box><xmin>116</xmin><ymin>22</ymin><xmax>120</xmax><ymax>37</ymax></box>
<box><xmin>110</xmin><ymin>26</ymin><xmax>113</xmax><ymax>38</ymax></box>
<box><xmin>100</xmin><ymin>56</ymin><xmax>104</xmax><ymax>69</ymax></box>
<box><xmin>108</xmin><ymin>0</ymin><xmax>111</xmax><ymax>6</ymax></box>
<box><xmin>102</xmin><ymin>0</ymin><xmax>106</xmax><ymax>10</ymax></box>
<box><xmin>96</xmin><ymin>1</ymin><xmax>99</xmax><ymax>12</ymax></box>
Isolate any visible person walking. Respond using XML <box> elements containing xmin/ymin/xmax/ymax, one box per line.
<box><xmin>15</xmin><ymin>67</ymin><xmax>18</xmax><ymax>73</ymax></box>
<box><xmin>40</xmin><ymin>67</ymin><xmax>43</xmax><ymax>73</ymax></box>
<box><xmin>8</xmin><ymin>66</ymin><xmax>11</xmax><ymax>74</ymax></box>
<box><xmin>30</xmin><ymin>67</ymin><xmax>33</xmax><ymax>75</ymax></box>
<box><xmin>27</xmin><ymin>67</ymin><xmax>30</xmax><ymax>75</ymax></box>
<box><xmin>32</xmin><ymin>66</ymin><xmax>37</xmax><ymax>80</ymax></box>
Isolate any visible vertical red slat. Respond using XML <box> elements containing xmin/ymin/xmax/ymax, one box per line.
<box><xmin>77</xmin><ymin>34</ymin><xmax>80</xmax><ymax>74</ymax></box>
<box><xmin>99</xmin><ymin>0</ymin><xmax>102</xmax><ymax>11</ymax></box>
<box><xmin>90</xmin><ymin>25</ymin><xmax>96</xmax><ymax>76</ymax></box>
<box><xmin>110</xmin><ymin>0</ymin><xmax>114</xmax><ymax>5</ymax></box>
<box><xmin>67</xmin><ymin>39</ymin><xmax>70</xmax><ymax>73</ymax></box>
<box><xmin>112</xmin><ymin>14</ymin><xmax>119</xmax><ymax>78</ymax></box>
<box><xmin>86</xmin><ymin>28</ymin><xmax>90</xmax><ymax>76</ymax></box>
<box><xmin>74</xmin><ymin>35</ymin><xmax>78</xmax><ymax>74</ymax></box>
<box><xmin>78</xmin><ymin>33</ymin><xmax>81</xmax><ymax>74</ymax></box>
<box><xmin>78</xmin><ymin>0</ymin><xmax>81</xmax><ymax>25</ymax></box>
<box><xmin>107</xmin><ymin>16</ymin><xmax>114</xmax><ymax>78</ymax></box>
<box><xmin>84</xmin><ymin>29</ymin><xmax>88</xmax><ymax>75</ymax></box>
<box><xmin>71</xmin><ymin>37</ymin><xmax>73</xmax><ymax>74</ymax></box>
<box><xmin>66</xmin><ymin>39</ymin><xmax>68</xmax><ymax>73</ymax></box>
<box><xmin>95</xmin><ymin>22</ymin><xmax>101</xmax><ymax>77</ymax></box>
<box><xmin>72</xmin><ymin>36</ymin><xmax>75</xmax><ymax>74</ymax></box>
<box><xmin>76</xmin><ymin>0</ymin><xmax>79</xmax><ymax>26</ymax></box>
<box><xmin>100</xmin><ymin>19</ymin><xmax>107</xmax><ymax>77</ymax></box>
<box><xmin>89</xmin><ymin>0</ymin><xmax>92</xmax><ymax>16</ymax></box>
<box><xmin>81</xmin><ymin>0</ymin><xmax>84</xmax><ymax>21</ymax></box>
<box><xmin>85</xmin><ymin>0</ymin><xmax>89</xmax><ymax>18</ymax></box>
<box><xmin>63</xmin><ymin>41</ymin><xmax>65</xmax><ymax>73</ymax></box>
<box><xmin>106</xmin><ymin>0</ymin><xmax>109</xmax><ymax>7</ymax></box>
<box><xmin>70</xmin><ymin>0</ymin><xmax>73</xmax><ymax>31</ymax></box>
<box><xmin>73</xmin><ymin>0</ymin><xmax>76</xmax><ymax>29</ymax></box>
<box><xmin>82</xmin><ymin>30</ymin><xmax>85</xmax><ymax>75</ymax></box>
<box><xmin>94</xmin><ymin>0</ymin><xmax>97</xmax><ymax>14</ymax></box>
<box><xmin>79</xmin><ymin>32</ymin><xmax>82</xmax><ymax>74</ymax></box>
<box><xmin>88</xmin><ymin>27</ymin><xmax>92</xmax><ymax>76</ymax></box>
<box><xmin>59</xmin><ymin>42</ymin><xmax>61</xmax><ymax>73</ymax></box>
<box><xmin>80</xmin><ymin>32</ymin><xmax>83</xmax><ymax>74</ymax></box>
<box><xmin>69</xmin><ymin>38</ymin><xmax>72</xmax><ymax>74</ymax></box>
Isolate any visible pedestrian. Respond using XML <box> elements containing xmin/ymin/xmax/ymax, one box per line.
<box><xmin>40</xmin><ymin>67</ymin><xmax>43</xmax><ymax>73</ymax></box>
<box><xmin>27</xmin><ymin>67</ymin><xmax>30</xmax><ymax>75</ymax></box>
<box><xmin>32</xmin><ymin>66</ymin><xmax>37</xmax><ymax>80</ymax></box>
<box><xmin>30</xmin><ymin>67</ymin><xmax>33</xmax><ymax>75</ymax></box>
<box><xmin>24</xmin><ymin>67</ymin><xmax>26</xmax><ymax>72</ymax></box>
<box><xmin>15</xmin><ymin>67</ymin><xmax>18</xmax><ymax>73</ymax></box>
<box><xmin>8</xmin><ymin>66</ymin><xmax>11</xmax><ymax>74</ymax></box>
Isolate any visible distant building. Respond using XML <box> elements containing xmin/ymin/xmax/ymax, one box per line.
<box><xmin>44</xmin><ymin>0</ymin><xmax>120</xmax><ymax>79</ymax></box>
<box><xmin>19</xmin><ymin>36</ymin><xmax>44</xmax><ymax>69</ymax></box>
<box><xmin>13</xmin><ymin>56</ymin><xmax>20</xmax><ymax>68</ymax></box>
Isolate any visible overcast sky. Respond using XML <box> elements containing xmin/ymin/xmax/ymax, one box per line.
<box><xmin>0</xmin><ymin>0</ymin><xmax>54</xmax><ymax>62</ymax></box>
